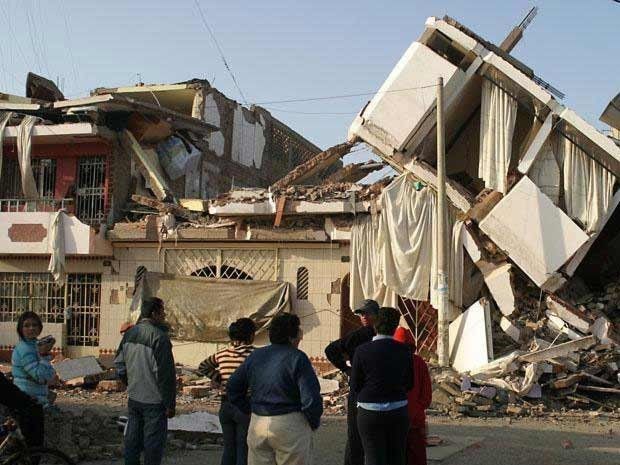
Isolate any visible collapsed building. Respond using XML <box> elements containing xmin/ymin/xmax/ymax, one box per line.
<box><xmin>0</xmin><ymin>75</ymin><xmax>335</xmax><ymax>362</ymax></box>
<box><xmin>0</xmin><ymin>13</ymin><xmax>618</xmax><ymax>413</ymax></box>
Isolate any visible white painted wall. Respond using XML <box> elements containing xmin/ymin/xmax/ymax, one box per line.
<box><xmin>0</xmin><ymin>212</ymin><xmax>92</xmax><ymax>255</ymax></box>
<box><xmin>0</xmin><ymin>322</ymin><xmax>66</xmax><ymax>349</ymax></box>
<box><xmin>231</xmin><ymin>107</ymin><xmax>266</xmax><ymax>169</ymax></box>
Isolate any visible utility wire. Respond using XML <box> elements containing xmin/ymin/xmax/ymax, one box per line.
<box><xmin>251</xmin><ymin>84</ymin><xmax>438</xmax><ymax>105</ymax></box>
<box><xmin>59</xmin><ymin>0</ymin><xmax>80</xmax><ymax>91</ymax></box>
<box><xmin>193</xmin><ymin>0</ymin><xmax>248</xmax><ymax>105</ymax></box>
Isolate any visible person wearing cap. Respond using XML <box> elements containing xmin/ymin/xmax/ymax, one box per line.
<box><xmin>393</xmin><ymin>327</ymin><xmax>432</xmax><ymax>465</ymax></box>
<box><xmin>350</xmin><ymin>307</ymin><xmax>414</xmax><ymax>465</ymax></box>
<box><xmin>324</xmin><ymin>299</ymin><xmax>378</xmax><ymax>465</ymax></box>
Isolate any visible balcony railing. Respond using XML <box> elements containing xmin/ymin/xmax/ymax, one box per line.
<box><xmin>0</xmin><ymin>198</ymin><xmax>73</xmax><ymax>213</ymax></box>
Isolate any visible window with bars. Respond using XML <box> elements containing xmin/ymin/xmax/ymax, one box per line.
<box><xmin>76</xmin><ymin>157</ymin><xmax>106</xmax><ymax>225</ymax></box>
<box><xmin>0</xmin><ymin>158</ymin><xmax>56</xmax><ymax>199</ymax></box>
<box><xmin>0</xmin><ymin>273</ymin><xmax>101</xmax><ymax>347</ymax></box>
<box><xmin>296</xmin><ymin>267</ymin><xmax>309</xmax><ymax>300</ymax></box>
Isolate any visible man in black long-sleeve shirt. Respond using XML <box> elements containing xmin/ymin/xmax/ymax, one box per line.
<box><xmin>324</xmin><ymin>299</ymin><xmax>378</xmax><ymax>465</ymax></box>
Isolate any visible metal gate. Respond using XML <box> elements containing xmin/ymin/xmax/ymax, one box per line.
<box><xmin>76</xmin><ymin>157</ymin><xmax>106</xmax><ymax>225</ymax></box>
<box><xmin>397</xmin><ymin>297</ymin><xmax>438</xmax><ymax>354</ymax></box>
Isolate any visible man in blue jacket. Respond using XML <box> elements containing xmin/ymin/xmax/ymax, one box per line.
<box><xmin>115</xmin><ymin>297</ymin><xmax>176</xmax><ymax>465</ymax></box>
<box><xmin>228</xmin><ymin>313</ymin><xmax>322</xmax><ymax>465</ymax></box>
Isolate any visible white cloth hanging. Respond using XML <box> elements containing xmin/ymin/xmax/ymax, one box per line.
<box><xmin>478</xmin><ymin>77</ymin><xmax>518</xmax><ymax>194</ymax></box>
<box><xmin>378</xmin><ymin>175</ymin><xmax>435</xmax><ymax>301</ymax></box>
<box><xmin>0</xmin><ymin>111</ymin><xmax>12</xmax><ymax>180</ymax></box>
<box><xmin>562</xmin><ymin>137</ymin><xmax>615</xmax><ymax>233</ymax></box>
<box><xmin>349</xmin><ymin>215</ymin><xmax>398</xmax><ymax>310</ymax></box>
<box><xmin>48</xmin><ymin>210</ymin><xmax>66</xmax><ymax>286</ymax></box>
<box><xmin>16</xmin><ymin>115</ymin><xmax>39</xmax><ymax>199</ymax></box>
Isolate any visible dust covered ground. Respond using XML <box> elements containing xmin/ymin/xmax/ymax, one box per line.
<box><xmin>54</xmin><ymin>391</ymin><xmax>620</xmax><ymax>465</ymax></box>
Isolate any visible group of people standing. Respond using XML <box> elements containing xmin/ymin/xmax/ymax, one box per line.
<box><xmin>0</xmin><ymin>296</ymin><xmax>430</xmax><ymax>465</ymax></box>
<box><xmin>115</xmin><ymin>296</ymin><xmax>431</xmax><ymax>465</ymax></box>
<box><xmin>190</xmin><ymin>298</ymin><xmax>431</xmax><ymax>465</ymax></box>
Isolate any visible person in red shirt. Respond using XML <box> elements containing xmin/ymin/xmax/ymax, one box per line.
<box><xmin>393</xmin><ymin>327</ymin><xmax>432</xmax><ymax>465</ymax></box>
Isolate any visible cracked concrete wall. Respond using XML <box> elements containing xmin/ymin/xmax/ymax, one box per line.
<box><xmin>194</xmin><ymin>87</ymin><xmax>324</xmax><ymax>198</ymax></box>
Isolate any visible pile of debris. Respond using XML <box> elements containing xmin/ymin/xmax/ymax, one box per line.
<box><xmin>45</xmin><ymin>409</ymin><xmax>123</xmax><ymax>461</ymax></box>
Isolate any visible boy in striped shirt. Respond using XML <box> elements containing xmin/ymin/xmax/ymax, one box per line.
<box><xmin>198</xmin><ymin>318</ymin><xmax>256</xmax><ymax>465</ymax></box>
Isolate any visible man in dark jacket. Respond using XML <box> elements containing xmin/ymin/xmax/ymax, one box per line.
<box><xmin>0</xmin><ymin>371</ymin><xmax>44</xmax><ymax>448</ymax></box>
<box><xmin>115</xmin><ymin>297</ymin><xmax>176</xmax><ymax>465</ymax></box>
<box><xmin>228</xmin><ymin>313</ymin><xmax>322</xmax><ymax>465</ymax></box>
<box><xmin>324</xmin><ymin>299</ymin><xmax>378</xmax><ymax>465</ymax></box>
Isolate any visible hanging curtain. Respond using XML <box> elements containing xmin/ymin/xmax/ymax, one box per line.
<box><xmin>349</xmin><ymin>215</ymin><xmax>398</xmax><ymax>310</ymax></box>
<box><xmin>378</xmin><ymin>174</ymin><xmax>435</xmax><ymax>301</ymax></box>
<box><xmin>478</xmin><ymin>77</ymin><xmax>518</xmax><ymax>194</ymax></box>
<box><xmin>562</xmin><ymin>137</ymin><xmax>616</xmax><ymax>233</ymax></box>
<box><xmin>0</xmin><ymin>111</ymin><xmax>13</xmax><ymax>180</ymax></box>
<box><xmin>48</xmin><ymin>211</ymin><xmax>66</xmax><ymax>286</ymax></box>
<box><xmin>17</xmin><ymin>115</ymin><xmax>39</xmax><ymax>199</ymax></box>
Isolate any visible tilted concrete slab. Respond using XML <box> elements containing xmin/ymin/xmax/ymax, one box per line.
<box><xmin>600</xmin><ymin>93</ymin><xmax>620</xmax><ymax>132</ymax></box>
<box><xmin>479</xmin><ymin>177</ymin><xmax>589</xmax><ymax>287</ymax></box>
<box><xmin>348</xmin><ymin>41</ymin><xmax>465</xmax><ymax>155</ymax></box>
<box><xmin>449</xmin><ymin>299</ymin><xmax>493</xmax><ymax>373</ymax></box>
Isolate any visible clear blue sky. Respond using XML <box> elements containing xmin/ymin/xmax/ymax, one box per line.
<box><xmin>0</xmin><ymin>0</ymin><xmax>618</xmax><ymax>175</ymax></box>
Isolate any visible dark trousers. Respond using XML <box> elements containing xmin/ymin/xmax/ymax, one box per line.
<box><xmin>407</xmin><ymin>426</ymin><xmax>427</xmax><ymax>465</ymax></box>
<box><xmin>357</xmin><ymin>406</ymin><xmax>409</xmax><ymax>465</ymax></box>
<box><xmin>124</xmin><ymin>399</ymin><xmax>168</xmax><ymax>465</ymax></box>
<box><xmin>344</xmin><ymin>394</ymin><xmax>364</xmax><ymax>465</ymax></box>
<box><xmin>219</xmin><ymin>400</ymin><xmax>250</xmax><ymax>465</ymax></box>
<box><xmin>15</xmin><ymin>403</ymin><xmax>44</xmax><ymax>449</ymax></box>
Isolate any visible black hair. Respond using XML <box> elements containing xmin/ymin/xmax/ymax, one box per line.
<box><xmin>229</xmin><ymin>318</ymin><xmax>257</xmax><ymax>344</ymax></box>
<box><xmin>268</xmin><ymin>313</ymin><xmax>301</xmax><ymax>345</ymax></box>
<box><xmin>375</xmin><ymin>307</ymin><xmax>400</xmax><ymax>336</ymax></box>
<box><xmin>140</xmin><ymin>297</ymin><xmax>164</xmax><ymax>319</ymax></box>
<box><xmin>17</xmin><ymin>311</ymin><xmax>43</xmax><ymax>340</ymax></box>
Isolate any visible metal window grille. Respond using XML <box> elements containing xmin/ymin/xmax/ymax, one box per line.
<box><xmin>0</xmin><ymin>273</ymin><xmax>100</xmax><ymax>330</ymax></box>
<box><xmin>164</xmin><ymin>248</ymin><xmax>276</xmax><ymax>281</ymax></box>
<box><xmin>296</xmin><ymin>267</ymin><xmax>309</xmax><ymax>300</ymax></box>
<box><xmin>221</xmin><ymin>249</ymin><xmax>276</xmax><ymax>280</ymax></box>
<box><xmin>66</xmin><ymin>274</ymin><xmax>101</xmax><ymax>347</ymax></box>
<box><xmin>0</xmin><ymin>158</ymin><xmax>56</xmax><ymax>199</ymax></box>
<box><xmin>397</xmin><ymin>297</ymin><xmax>438</xmax><ymax>355</ymax></box>
<box><xmin>76</xmin><ymin>157</ymin><xmax>106</xmax><ymax>225</ymax></box>
<box><xmin>32</xmin><ymin>159</ymin><xmax>56</xmax><ymax>198</ymax></box>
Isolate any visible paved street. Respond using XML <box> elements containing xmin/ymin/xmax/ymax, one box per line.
<box><xmin>83</xmin><ymin>416</ymin><xmax>620</xmax><ymax>465</ymax></box>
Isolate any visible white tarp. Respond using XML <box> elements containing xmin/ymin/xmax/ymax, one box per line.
<box><xmin>47</xmin><ymin>210</ymin><xmax>66</xmax><ymax>286</ymax></box>
<box><xmin>478</xmin><ymin>77</ymin><xmax>517</xmax><ymax>194</ymax></box>
<box><xmin>16</xmin><ymin>115</ymin><xmax>39</xmax><ymax>199</ymax></box>
<box><xmin>0</xmin><ymin>111</ymin><xmax>12</xmax><ymax>180</ymax></box>
<box><xmin>379</xmin><ymin>175</ymin><xmax>435</xmax><ymax>301</ymax></box>
<box><xmin>562</xmin><ymin>137</ymin><xmax>616</xmax><ymax>233</ymax></box>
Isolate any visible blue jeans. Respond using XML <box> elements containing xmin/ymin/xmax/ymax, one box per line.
<box><xmin>219</xmin><ymin>400</ymin><xmax>250</xmax><ymax>465</ymax></box>
<box><xmin>125</xmin><ymin>398</ymin><xmax>168</xmax><ymax>465</ymax></box>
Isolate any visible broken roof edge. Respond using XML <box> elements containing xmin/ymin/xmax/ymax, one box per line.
<box><xmin>600</xmin><ymin>93</ymin><xmax>620</xmax><ymax>132</ymax></box>
<box><xmin>208</xmin><ymin>198</ymin><xmax>375</xmax><ymax>217</ymax></box>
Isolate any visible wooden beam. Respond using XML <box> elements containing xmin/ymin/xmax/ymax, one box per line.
<box><xmin>131</xmin><ymin>194</ymin><xmax>191</xmax><ymax>218</ymax></box>
<box><xmin>271</xmin><ymin>142</ymin><xmax>353</xmax><ymax>190</ymax></box>
<box><xmin>121</xmin><ymin>130</ymin><xmax>172</xmax><ymax>201</ymax></box>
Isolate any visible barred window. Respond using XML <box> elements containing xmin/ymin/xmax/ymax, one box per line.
<box><xmin>296</xmin><ymin>267</ymin><xmax>309</xmax><ymax>300</ymax></box>
<box><xmin>0</xmin><ymin>158</ymin><xmax>56</xmax><ymax>199</ymax></box>
<box><xmin>0</xmin><ymin>273</ymin><xmax>101</xmax><ymax>347</ymax></box>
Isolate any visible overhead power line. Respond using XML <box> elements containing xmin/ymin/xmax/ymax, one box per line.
<box><xmin>193</xmin><ymin>0</ymin><xmax>248</xmax><ymax>105</ymax></box>
<box><xmin>251</xmin><ymin>83</ymin><xmax>438</xmax><ymax>105</ymax></box>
